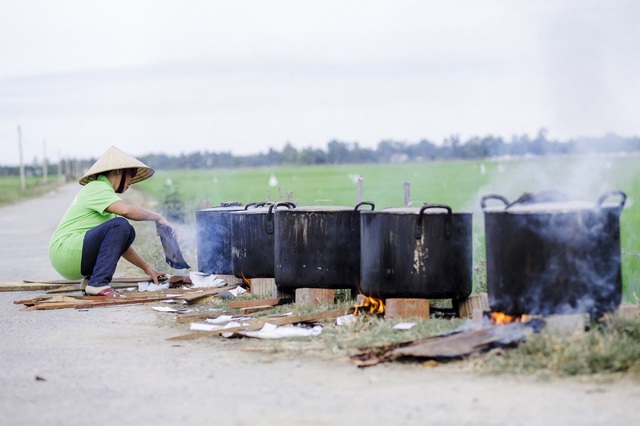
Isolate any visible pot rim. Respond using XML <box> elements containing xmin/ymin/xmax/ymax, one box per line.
<box><xmin>361</xmin><ymin>207</ymin><xmax>472</xmax><ymax>215</ymax></box>
<box><xmin>280</xmin><ymin>205</ymin><xmax>355</xmax><ymax>212</ymax></box>
<box><xmin>483</xmin><ymin>201</ymin><xmax>622</xmax><ymax>214</ymax></box>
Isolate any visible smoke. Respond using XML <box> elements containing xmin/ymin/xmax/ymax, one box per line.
<box><xmin>467</xmin><ymin>155</ymin><xmax>632</xmax><ymax>216</ymax></box>
<box><xmin>471</xmin><ymin>155</ymin><xmax>629</xmax><ymax>316</ymax></box>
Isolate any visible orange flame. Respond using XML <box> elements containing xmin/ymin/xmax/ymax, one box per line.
<box><xmin>241</xmin><ymin>272</ymin><xmax>251</xmax><ymax>289</ymax></box>
<box><xmin>490</xmin><ymin>312</ymin><xmax>533</xmax><ymax>325</ymax></box>
<box><xmin>353</xmin><ymin>295</ymin><xmax>385</xmax><ymax>316</ymax></box>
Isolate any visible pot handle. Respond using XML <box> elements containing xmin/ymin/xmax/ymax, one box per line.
<box><xmin>354</xmin><ymin>201</ymin><xmax>375</xmax><ymax>211</ymax></box>
<box><xmin>596</xmin><ymin>190</ymin><xmax>627</xmax><ymax>213</ymax></box>
<box><xmin>416</xmin><ymin>204</ymin><xmax>452</xmax><ymax>240</ymax></box>
<box><xmin>480</xmin><ymin>194</ymin><xmax>509</xmax><ymax>209</ymax></box>
<box><xmin>243</xmin><ymin>202</ymin><xmax>258</xmax><ymax>210</ymax></box>
<box><xmin>266</xmin><ymin>202</ymin><xmax>296</xmax><ymax>234</ymax></box>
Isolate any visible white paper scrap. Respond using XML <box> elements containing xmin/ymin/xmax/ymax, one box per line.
<box><xmin>153</xmin><ymin>306</ymin><xmax>179</xmax><ymax>312</ymax></box>
<box><xmin>173</xmin><ymin>269</ymin><xmax>188</xmax><ymax>277</ymax></box>
<box><xmin>218</xmin><ymin>286</ymin><xmax>247</xmax><ymax>298</ymax></box>
<box><xmin>189</xmin><ymin>323</ymin><xmax>223</xmax><ymax>332</ymax></box>
<box><xmin>240</xmin><ymin>323</ymin><xmax>323</xmax><ymax>339</ymax></box>
<box><xmin>336</xmin><ymin>314</ymin><xmax>357</xmax><ymax>326</ymax></box>
<box><xmin>393</xmin><ymin>322</ymin><xmax>417</xmax><ymax>330</ymax></box>
<box><xmin>206</xmin><ymin>314</ymin><xmax>235</xmax><ymax>324</ymax></box>
<box><xmin>137</xmin><ymin>281</ymin><xmax>170</xmax><ymax>291</ymax></box>
<box><xmin>152</xmin><ymin>306</ymin><xmax>193</xmax><ymax>314</ymax></box>
<box><xmin>189</xmin><ymin>272</ymin><xmax>227</xmax><ymax>288</ymax></box>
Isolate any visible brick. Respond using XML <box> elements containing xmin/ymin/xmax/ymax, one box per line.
<box><xmin>385</xmin><ymin>298</ymin><xmax>430</xmax><ymax>320</ymax></box>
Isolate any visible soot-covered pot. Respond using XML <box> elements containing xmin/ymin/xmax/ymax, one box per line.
<box><xmin>481</xmin><ymin>190</ymin><xmax>626</xmax><ymax>317</ymax></box>
<box><xmin>231</xmin><ymin>202</ymin><xmax>295</xmax><ymax>279</ymax></box>
<box><xmin>359</xmin><ymin>204</ymin><xmax>472</xmax><ymax>301</ymax></box>
<box><xmin>195</xmin><ymin>202</ymin><xmax>245</xmax><ymax>274</ymax></box>
<box><xmin>274</xmin><ymin>202</ymin><xmax>375</xmax><ymax>290</ymax></box>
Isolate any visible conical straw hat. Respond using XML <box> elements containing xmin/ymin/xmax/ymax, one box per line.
<box><xmin>79</xmin><ymin>146</ymin><xmax>155</xmax><ymax>186</ymax></box>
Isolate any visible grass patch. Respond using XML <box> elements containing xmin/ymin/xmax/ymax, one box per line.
<box><xmin>473</xmin><ymin>316</ymin><xmax>640</xmax><ymax>379</ymax></box>
<box><xmin>178</xmin><ymin>294</ymin><xmax>465</xmax><ymax>360</ymax></box>
<box><xmin>174</xmin><ymin>293</ymin><xmax>640</xmax><ymax>381</ymax></box>
<box><xmin>0</xmin><ymin>175</ymin><xmax>64</xmax><ymax>207</ymax></box>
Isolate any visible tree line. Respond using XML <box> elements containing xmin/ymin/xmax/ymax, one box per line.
<box><xmin>2</xmin><ymin>130</ymin><xmax>639</xmax><ymax>177</ymax></box>
<box><xmin>139</xmin><ymin>130</ymin><xmax>640</xmax><ymax>170</ymax></box>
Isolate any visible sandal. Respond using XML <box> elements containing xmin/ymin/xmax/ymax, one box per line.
<box><xmin>85</xmin><ymin>285</ymin><xmax>125</xmax><ymax>298</ymax></box>
<box><xmin>95</xmin><ymin>287</ymin><xmax>125</xmax><ymax>298</ymax></box>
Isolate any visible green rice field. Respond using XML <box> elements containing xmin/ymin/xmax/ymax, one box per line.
<box><xmin>0</xmin><ymin>176</ymin><xmax>63</xmax><ymax>206</ymax></box>
<box><xmin>137</xmin><ymin>154</ymin><xmax>640</xmax><ymax>302</ymax></box>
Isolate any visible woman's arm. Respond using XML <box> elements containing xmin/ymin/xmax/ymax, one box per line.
<box><xmin>107</xmin><ymin>200</ymin><xmax>171</xmax><ymax>227</ymax></box>
<box><xmin>121</xmin><ymin>245</ymin><xmax>166</xmax><ymax>284</ymax></box>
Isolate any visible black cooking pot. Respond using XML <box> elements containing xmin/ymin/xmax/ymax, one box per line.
<box><xmin>360</xmin><ymin>204</ymin><xmax>472</xmax><ymax>300</ymax></box>
<box><xmin>274</xmin><ymin>202</ymin><xmax>375</xmax><ymax>290</ymax></box>
<box><xmin>195</xmin><ymin>202</ymin><xmax>245</xmax><ymax>274</ymax></box>
<box><xmin>481</xmin><ymin>190</ymin><xmax>626</xmax><ymax>317</ymax></box>
<box><xmin>231</xmin><ymin>202</ymin><xmax>295</xmax><ymax>278</ymax></box>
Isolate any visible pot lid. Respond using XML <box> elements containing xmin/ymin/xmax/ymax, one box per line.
<box><xmin>379</xmin><ymin>207</ymin><xmax>422</xmax><ymax>214</ymax></box>
<box><xmin>284</xmin><ymin>205</ymin><xmax>354</xmax><ymax>212</ymax></box>
<box><xmin>233</xmin><ymin>205</ymin><xmax>296</xmax><ymax>214</ymax></box>
<box><xmin>485</xmin><ymin>200</ymin><xmax>596</xmax><ymax>214</ymax></box>
<box><xmin>361</xmin><ymin>206</ymin><xmax>468</xmax><ymax>214</ymax></box>
<box><xmin>232</xmin><ymin>206</ymin><xmax>271</xmax><ymax>214</ymax></box>
<box><xmin>483</xmin><ymin>190</ymin><xmax>626</xmax><ymax>214</ymax></box>
<box><xmin>198</xmin><ymin>205</ymin><xmax>245</xmax><ymax>213</ymax></box>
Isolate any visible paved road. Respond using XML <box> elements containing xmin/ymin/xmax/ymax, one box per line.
<box><xmin>1</xmin><ymin>184</ymin><xmax>639</xmax><ymax>425</ymax></box>
<box><xmin>0</xmin><ymin>183</ymin><xmax>78</xmax><ymax>282</ymax></box>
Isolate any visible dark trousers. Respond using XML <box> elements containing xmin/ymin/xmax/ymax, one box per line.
<box><xmin>81</xmin><ymin>217</ymin><xmax>135</xmax><ymax>287</ymax></box>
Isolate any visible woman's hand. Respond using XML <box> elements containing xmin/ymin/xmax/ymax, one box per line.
<box><xmin>143</xmin><ymin>264</ymin><xmax>167</xmax><ymax>284</ymax></box>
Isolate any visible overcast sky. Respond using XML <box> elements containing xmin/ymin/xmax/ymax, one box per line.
<box><xmin>1</xmin><ymin>0</ymin><xmax>639</xmax><ymax>165</ymax></box>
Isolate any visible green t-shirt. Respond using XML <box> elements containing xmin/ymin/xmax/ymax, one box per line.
<box><xmin>49</xmin><ymin>175</ymin><xmax>122</xmax><ymax>279</ymax></box>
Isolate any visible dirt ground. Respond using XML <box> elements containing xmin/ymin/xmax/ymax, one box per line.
<box><xmin>1</xmin><ymin>183</ymin><xmax>639</xmax><ymax>425</ymax></box>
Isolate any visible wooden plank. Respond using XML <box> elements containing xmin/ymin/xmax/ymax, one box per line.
<box><xmin>228</xmin><ymin>297</ymin><xmax>291</xmax><ymax>309</ymax></box>
<box><xmin>17</xmin><ymin>293</ymin><xmax>179</xmax><ymax>310</ymax></box>
<box><xmin>78</xmin><ymin>297</ymin><xmax>176</xmax><ymax>309</ymax></box>
<box><xmin>389</xmin><ymin>322</ymin><xmax>531</xmax><ymax>359</ymax></box>
<box><xmin>46</xmin><ymin>282</ymin><xmax>142</xmax><ymax>293</ymax></box>
<box><xmin>21</xmin><ymin>303</ymin><xmax>79</xmax><ymax>311</ymax></box>
<box><xmin>176</xmin><ymin>285</ymin><xmax>239</xmax><ymax>303</ymax></box>
<box><xmin>0</xmin><ymin>282</ymin><xmax>67</xmax><ymax>292</ymax></box>
<box><xmin>168</xmin><ymin>308</ymin><xmax>349</xmax><ymax>341</ymax></box>
<box><xmin>45</xmin><ymin>285</ymin><xmax>83</xmax><ymax>294</ymax></box>
<box><xmin>21</xmin><ymin>279</ymin><xmax>80</xmax><ymax>284</ymax></box>
<box><xmin>22</xmin><ymin>277</ymin><xmax>155</xmax><ymax>284</ymax></box>
<box><xmin>14</xmin><ymin>295</ymin><xmax>105</xmax><ymax>305</ymax></box>
<box><xmin>169</xmin><ymin>275</ymin><xmax>192</xmax><ymax>287</ymax></box>
<box><xmin>240</xmin><ymin>306</ymin><xmax>276</xmax><ymax>314</ymax></box>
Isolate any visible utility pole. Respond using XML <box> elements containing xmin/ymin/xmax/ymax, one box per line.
<box><xmin>42</xmin><ymin>139</ymin><xmax>48</xmax><ymax>184</ymax></box>
<box><xmin>58</xmin><ymin>150</ymin><xmax>64</xmax><ymax>182</ymax></box>
<box><xmin>18</xmin><ymin>125</ymin><xmax>26</xmax><ymax>192</ymax></box>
